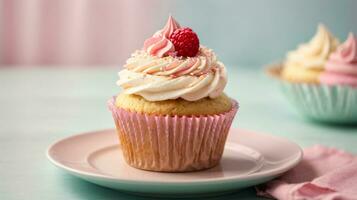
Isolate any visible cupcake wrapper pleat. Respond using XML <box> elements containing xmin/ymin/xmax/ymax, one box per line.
<box><xmin>108</xmin><ymin>97</ymin><xmax>238</xmax><ymax>172</ymax></box>
<box><xmin>280</xmin><ymin>82</ymin><xmax>357</xmax><ymax>123</ymax></box>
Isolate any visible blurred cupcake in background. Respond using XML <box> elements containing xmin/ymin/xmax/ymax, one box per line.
<box><xmin>281</xmin><ymin>24</ymin><xmax>339</xmax><ymax>83</ymax></box>
<box><xmin>267</xmin><ymin>25</ymin><xmax>357</xmax><ymax>124</ymax></box>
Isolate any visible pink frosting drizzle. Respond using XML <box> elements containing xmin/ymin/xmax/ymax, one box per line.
<box><xmin>320</xmin><ymin>33</ymin><xmax>357</xmax><ymax>86</ymax></box>
<box><xmin>125</xmin><ymin>47</ymin><xmax>221</xmax><ymax>78</ymax></box>
<box><xmin>143</xmin><ymin>16</ymin><xmax>180</xmax><ymax>57</ymax></box>
<box><xmin>143</xmin><ymin>37</ymin><xmax>175</xmax><ymax>58</ymax></box>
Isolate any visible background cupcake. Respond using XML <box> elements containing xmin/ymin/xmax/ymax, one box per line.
<box><xmin>109</xmin><ymin>16</ymin><xmax>238</xmax><ymax>172</ymax></box>
<box><xmin>268</xmin><ymin>25</ymin><xmax>357</xmax><ymax>123</ymax></box>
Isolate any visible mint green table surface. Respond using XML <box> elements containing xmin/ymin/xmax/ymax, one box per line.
<box><xmin>1</xmin><ymin>67</ymin><xmax>356</xmax><ymax>200</ymax></box>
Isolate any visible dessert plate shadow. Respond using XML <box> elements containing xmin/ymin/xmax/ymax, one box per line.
<box><xmin>47</xmin><ymin>128</ymin><xmax>302</xmax><ymax>196</ymax></box>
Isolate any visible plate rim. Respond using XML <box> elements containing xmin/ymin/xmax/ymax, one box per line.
<box><xmin>46</xmin><ymin>128</ymin><xmax>303</xmax><ymax>185</ymax></box>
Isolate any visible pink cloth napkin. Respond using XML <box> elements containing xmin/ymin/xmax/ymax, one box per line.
<box><xmin>257</xmin><ymin>145</ymin><xmax>357</xmax><ymax>200</ymax></box>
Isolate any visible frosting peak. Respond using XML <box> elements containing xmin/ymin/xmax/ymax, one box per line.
<box><xmin>330</xmin><ymin>33</ymin><xmax>357</xmax><ymax>63</ymax></box>
<box><xmin>320</xmin><ymin>33</ymin><xmax>357</xmax><ymax>86</ymax></box>
<box><xmin>285</xmin><ymin>24</ymin><xmax>339</xmax><ymax>70</ymax></box>
<box><xmin>143</xmin><ymin>16</ymin><xmax>180</xmax><ymax>58</ymax></box>
<box><xmin>323</xmin><ymin>33</ymin><xmax>357</xmax><ymax>76</ymax></box>
<box><xmin>154</xmin><ymin>15</ymin><xmax>181</xmax><ymax>38</ymax></box>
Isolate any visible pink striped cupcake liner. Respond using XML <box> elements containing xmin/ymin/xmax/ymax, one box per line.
<box><xmin>108</xmin><ymin>97</ymin><xmax>238</xmax><ymax>172</ymax></box>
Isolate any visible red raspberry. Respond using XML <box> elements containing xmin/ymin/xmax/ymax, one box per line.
<box><xmin>169</xmin><ymin>28</ymin><xmax>200</xmax><ymax>57</ymax></box>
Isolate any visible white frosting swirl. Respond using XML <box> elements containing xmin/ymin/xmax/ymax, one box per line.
<box><xmin>117</xmin><ymin>47</ymin><xmax>227</xmax><ymax>101</ymax></box>
<box><xmin>285</xmin><ymin>24</ymin><xmax>339</xmax><ymax>70</ymax></box>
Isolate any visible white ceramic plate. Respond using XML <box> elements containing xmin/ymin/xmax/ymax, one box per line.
<box><xmin>47</xmin><ymin>128</ymin><xmax>302</xmax><ymax>196</ymax></box>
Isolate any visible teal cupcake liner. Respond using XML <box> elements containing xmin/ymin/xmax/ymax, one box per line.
<box><xmin>279</xmin><ymin>81</ymin><xmax>357</xmax><ymax>124</ymax></box>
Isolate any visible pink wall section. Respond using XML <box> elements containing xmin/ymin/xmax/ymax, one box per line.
<box><xmin>2</xmin><ymin>0</ymin><xmax>355</xmax><ymax>67</ymax></box>
<box><xmin>0</xmin><ymin>0</ymin><xmax>170</xmax><ymax>66</ymax></box>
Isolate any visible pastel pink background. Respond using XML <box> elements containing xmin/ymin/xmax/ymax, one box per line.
<box><xmin>0</xmin><ymin>0</ymin><xmax>170</xmax><ymax>66</ymax></box>
<box><xmin>1</xmin><ymin>0</ymin><xmax>356</xmax><ymax>67</ymax></box>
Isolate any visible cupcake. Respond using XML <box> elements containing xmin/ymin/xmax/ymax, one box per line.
<box><xmin>108</xmin><ymin>16</ymin><xmax>238</xmax><ymax>172</ymax></box>
<box><xmin>268</xmin><ymin>25</ymin><xmax>357</xmax><ymax>123</ymax></box>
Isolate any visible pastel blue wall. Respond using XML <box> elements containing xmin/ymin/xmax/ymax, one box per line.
<box><xmin>153</xmin><ymin>0</ymin><xmax>357</xmax><ymax>67</ymax></box>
